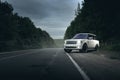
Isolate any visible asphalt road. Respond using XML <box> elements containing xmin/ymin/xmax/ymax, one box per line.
<box><xmin>0</xmin><ymin>48</ymin><xmax>120</xmax><ymax>80</ymax></box>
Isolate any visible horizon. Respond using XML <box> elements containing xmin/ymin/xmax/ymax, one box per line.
<box><xmin>2</xmin><ymin>0</ymin><xmax>82</xmax><ymax>39</ymax></box>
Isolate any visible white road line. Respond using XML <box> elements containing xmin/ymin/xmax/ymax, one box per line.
<box><xmin>66</xmin><ymin>53</ymin><xmax>90</xmax><ymax>80</ymax></box>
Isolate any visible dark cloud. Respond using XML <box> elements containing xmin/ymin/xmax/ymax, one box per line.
<box><xmin>2</xmin><ymin>0</ymin><xmax>82</xmax><ymax>39</ymax></box>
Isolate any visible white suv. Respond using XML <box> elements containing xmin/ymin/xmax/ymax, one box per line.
<box><xmin>64</xmin><ymin>33</ymin><xmax>100</xmax><ymax>53</ymax></box>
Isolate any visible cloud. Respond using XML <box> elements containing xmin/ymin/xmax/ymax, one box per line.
<box><xmin>2</xmin><ymin>0</ymin><xmax>82</xmax><ymax>39</ymax></box>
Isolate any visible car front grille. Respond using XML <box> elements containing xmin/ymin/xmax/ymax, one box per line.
<box><xmin>65</xmin><ymin>46</ymin><xmax>76</xmax><ymax>48</ymax></box>
<box><xmin>66</xmin><ymin>41</ymin><xmax>77</xmax><ymax>44</ymax></box>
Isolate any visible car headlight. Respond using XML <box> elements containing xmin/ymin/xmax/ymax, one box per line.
<box><xmin>77</xmin><ymin>41</ymin><xmax>80</xmax><ymax>44</ymax></box>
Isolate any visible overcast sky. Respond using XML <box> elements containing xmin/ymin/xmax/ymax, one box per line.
<box><xmin>2</xmin><ymin>0</ymin><xmax>82</xmax><ymax>39</ymax></box>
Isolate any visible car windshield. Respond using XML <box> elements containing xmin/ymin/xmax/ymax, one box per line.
<box><xmin>73</xmin><ymin>34</ymin><xmax>88</xmax><ymax>39</ymax></box>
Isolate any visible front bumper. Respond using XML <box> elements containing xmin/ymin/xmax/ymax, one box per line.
<box><xmin>64</xmin><ymin>44</ymin><xmax>82</xmax><ymax>50</ymax></box>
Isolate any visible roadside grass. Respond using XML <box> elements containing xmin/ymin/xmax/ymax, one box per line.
<box><xmin>95</xmin><ymin>43</ymin><xmax>120</xmax><ymax>60</ymax></box>
<box><xmin>100</xmin><ymin>43</ymin><xmax>120</xmax><ymax>51</ymax></box>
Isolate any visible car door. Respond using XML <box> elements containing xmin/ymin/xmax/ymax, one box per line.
<box><xmin>87</xmin><ymin>35</ymin><xmax>94</xmax><ymax>48</ymax></box>
<box><xmin>90</xmin><ymin>35</ymin><xmax>97</xmax><ymax>48</ymax></box>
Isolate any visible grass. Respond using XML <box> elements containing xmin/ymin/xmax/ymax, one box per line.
<box><xmin>95</xmin><ymin>43</ymin><xmax>120</xmax><ymax>60</ymax></box>
<box><xmin>100</xmin><ymin>43</ymin><xmax>120</xmax><ymax>51</ymax></box>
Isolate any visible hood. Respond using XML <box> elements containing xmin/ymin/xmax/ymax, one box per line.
<box><xmin>65</xmin><ymin>39</ymin><xmax>83</xmax><ymax>42</ymax></box>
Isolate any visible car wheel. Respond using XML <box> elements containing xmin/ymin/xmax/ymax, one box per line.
<box><xmin>79</xmin><ymin>50</ymin><xmax>83</xmax><ymax>53</ymax></box>
<box><xmin>64</xmin><ymin>49</ymin><xmax>72</xmax><ymax>53</ymax></box>
<box><xmin>82</xmin><ymin>44</ymin><xmax>88</xmax><ymax>53</ymax></box>
<box><xmin>94</xmin><ymin>45</ymin><xmax>98</xmax><ymax>51</ymax></box>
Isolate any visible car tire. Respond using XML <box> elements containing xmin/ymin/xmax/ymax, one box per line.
<box><xmin>94</xmin><ymin>45</ymin><xmax>98</xmax><ymax>51</ymax></box>
<box><xmin>79</xmin><ymin>49</ymin><xmax>83</xmax><ymax>53</ymax></box>
<box><xmin>82</xmin><ymin>44</ymin><xmax>88</xmax><ymax>53</ymax></box>
<box><xmin>64</xmin><ymin>49</ymin><xmax>72</xmax><ymax>53</ymax></box>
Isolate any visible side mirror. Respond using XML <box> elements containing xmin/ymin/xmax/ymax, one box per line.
<box><xmin>88</xmin><ymin>37</ymin><xmax>93</xmax><ymax>40</ymax></box>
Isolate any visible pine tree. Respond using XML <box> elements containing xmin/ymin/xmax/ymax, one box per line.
<box><xmin>75</xmin><ymin>3</ymin><xmax>81</xmax><ymax>16</ymax></box>
<box><xmin>65</xmin><ymin>0</ymin><xmax>120</xmax><ymax>43</ymax></box>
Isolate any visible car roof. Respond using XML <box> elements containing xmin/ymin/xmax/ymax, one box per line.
<box><xmin>76</xmin><ymin>33</ymin><xmax>96</xmax><ymax>36</ymax></box>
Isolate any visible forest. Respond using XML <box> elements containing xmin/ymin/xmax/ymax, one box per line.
<box><xmin>0</xmin><ymin>1</ymin><xmax>55</xmax><ymax>52</ymax></box>
<box><xmin>64</xmin><ymin>0</ymin><xmax>120</xmax><ymax>51</ymax></box>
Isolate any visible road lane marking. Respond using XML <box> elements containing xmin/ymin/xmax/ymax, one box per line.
<box><xmin>66</xmin><ymin>53</ymin><xmax>90</xmax><ymax>80</ymax></box>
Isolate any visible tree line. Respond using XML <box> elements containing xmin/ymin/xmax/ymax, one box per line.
<box><xmin>0</xmin><ymin>1</ymin><xmax>55</xmax><ymax>52</ymax></box>
<box><xmin>64</xmin><ymin>0</ymin><xmax>120</xmax><ymax>45</ymax></box>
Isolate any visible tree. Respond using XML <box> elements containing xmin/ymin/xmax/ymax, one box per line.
<box><xmin>0</xmin><ymin>1</ymin><xmax>55</xmax><ymax>52</ymax></box>
<box><xmin>75</xmin><ymin>3</ymin><xmax>81</xmax><ymax>16</ymax></box>
<box><xmin>65</xmin><ymin>0</ymin><xmax>120</xmax><ymax>44</ymax></box>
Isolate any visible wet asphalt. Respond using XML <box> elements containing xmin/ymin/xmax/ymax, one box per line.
<box><xmin>0</xmin><ymin>48</ymin><xmax>120</xmax><ymax>80</ymax></box>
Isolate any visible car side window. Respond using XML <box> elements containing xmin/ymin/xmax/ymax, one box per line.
<box><xmin>88</xmin><ymin>34</ymin><xmax>94</xmax><ymax>40</ymax></box>
<box><xmin>93</xmin><ymin>36</ymin><xmax>96</xmax><ymax>40</ymax></box>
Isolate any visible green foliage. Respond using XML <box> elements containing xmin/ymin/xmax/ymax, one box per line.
<box><xmin>110</xmin><ymin>44</ymin><xmax>120</xmax><ymax>51</ymax></box>
<box><xmin>64</xmin><ymin>0</ymin><xmax>120</xmax><ymax>45</ymax></box>
<box><xmin>0</xmin><ymin>1</ymin><xmax>55</xmax><ymax>52</ymax></box>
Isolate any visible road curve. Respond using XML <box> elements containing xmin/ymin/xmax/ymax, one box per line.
<box><xmin>0</xmin><ymin>48</ymin><xmax>120</xmax><ymax>80</ymax></box>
